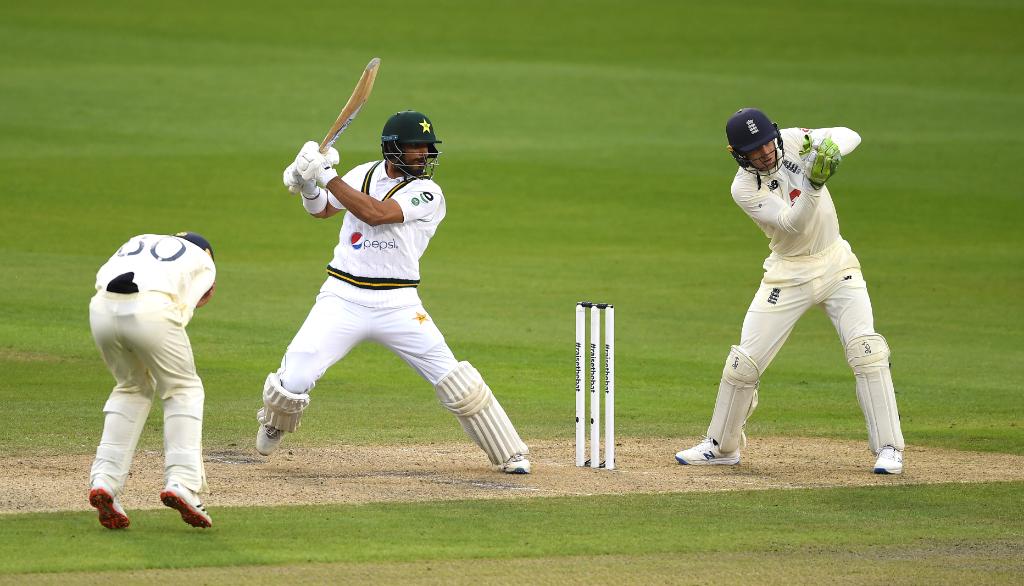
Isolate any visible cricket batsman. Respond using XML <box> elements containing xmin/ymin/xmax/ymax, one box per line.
<box><xmin>256</xmin><ymin>110</ymin><xmax>531</xmax><ymax>474</ymax></box>
<box><xmin>675</xmin><ymin>108</ymin><xmax>906</xmax><ymax>474</ymax></box>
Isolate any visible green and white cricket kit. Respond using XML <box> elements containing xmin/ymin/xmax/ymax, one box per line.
<box><xmin>264</xmin><ymin>161</ymin><xmax>529</xmax><ymax>468</ymax></box>
<box><xmin>706</xmin><ymin>127</ymin><xmax>904</xmax><ymax>458</ymax></box>
<box><xmin>89</xmin><ymin>234</ymin><xmax>215</xmax><ymax>497</ymax></box>
<box><xmin>322</xmin><ymin>160</ymin><xmax>446</xmax><ymax>308</ymax></box>
<box><xmin>279</xmin><ymin>160</ymin><xmax>457</xmax><ymax>387</ymax></box>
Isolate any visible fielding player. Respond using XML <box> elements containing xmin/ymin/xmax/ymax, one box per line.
<box><xmin>88</xmin><ymin>232</ymin><xmax>216</xmax><ymax>529</ymax></box>
<box><xmin>257</xmin><ymin>110</ymin><xmax>531</xmax><ymax>474</ymax></box>
<box><xmin>675</xmin><ymin>108</ymin><xmax>906</xmax><ymax>474</ymax></box>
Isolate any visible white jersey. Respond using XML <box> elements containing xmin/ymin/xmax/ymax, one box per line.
<box><xmin>730</xmin><ymin>126</ymin><xmax>862</xmax><ymax>285</ymax></box>
<box><xmin>322</xmin><ymin>160</ymin><xmax>446</xmax><ymax>308</ymax></box>
<box><xmin>94</xmin><ymin>234</ymin><xmax>216</xmax><ymax>325</ymax></box>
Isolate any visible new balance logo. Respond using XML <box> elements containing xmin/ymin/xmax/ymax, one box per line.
<box><xmin>767</xmin><ymin>288</ymin><xmax>781</xmax><ymax>305</ymax></box>
<box><xmin>703</xmin><ymin>452</ymin><xmax>715</xmax><ymax>460</ymax></box>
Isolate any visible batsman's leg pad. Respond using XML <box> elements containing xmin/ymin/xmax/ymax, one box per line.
<box><xmin>435</xmin><ymin>361</ymin><xmax>529</xmax><ymax>466</ymax></box>
<box><xmin>163</xmin><ymin>391</ymin><xmax>207</xmax><ymax>494</ymax></box>
<box><xmin>707</xmin><ymin>346</ymin><xmax>761</xmax><ymax>455</ymax></box>
<box><xmin>846</xmin><ymin>334</ymin><xmax>905</xmax><ymax>452</ymax></box>
<box><xmin>256</xmin><ymin>373</ymin><xmax>310</xmax><ymax>433</ymax></box>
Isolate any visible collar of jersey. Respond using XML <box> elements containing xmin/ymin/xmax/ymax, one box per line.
<box><xmin>377</xmin><ymin>163</ymin><xmax>405</xmax><ymax>185</ymax></box>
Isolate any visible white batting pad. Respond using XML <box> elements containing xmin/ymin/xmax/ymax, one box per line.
<box><xmin>846</xmin><ymin>334</ymin><xmax>905</xmax><ymax>452</ymax></box>
<box><xmin>435</xmin><ymin>361</ymin><xmax>528</xmax><ymax>465</ymax></box>
<box><xmin>707</xmin><ymin>346</ymin><xmax>761</xmax><ymax>454</ymax></box>
<box><xmin>257</xmin><ymin>372</ymin><xmax>310</xmax><ymax>433</ymax></box>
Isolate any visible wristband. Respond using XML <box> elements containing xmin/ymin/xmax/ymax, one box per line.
<box><xmin>302</xmin><ymin>187</ymin><xmax>328</xmax><ymax>214</ymax></box>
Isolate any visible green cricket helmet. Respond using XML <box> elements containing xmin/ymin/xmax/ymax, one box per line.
<box><xmin>381</xmin><ymin>110</ymin><xmax>442</xmax><ymax>178</ymax></box>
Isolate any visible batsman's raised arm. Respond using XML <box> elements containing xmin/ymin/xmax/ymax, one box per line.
<box><xmin>321</xmin><ymin>176</ymin><xmax>403</xmax><ymax>225</ymax></box>
<box><xmin>289</xmin><ymin>141</ymin><xmax>403</xmax><ymax>225</ymax></box>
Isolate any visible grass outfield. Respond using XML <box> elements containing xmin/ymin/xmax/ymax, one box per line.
<box><xmin>3</xmin><ymin>484</ymin><xmax>1022</xmax><ymax>579</ymax></box>
<box><xmin>1</xmin><ymin>0</ymin><xmax>1022</xmax><ymax>582</ymax></box>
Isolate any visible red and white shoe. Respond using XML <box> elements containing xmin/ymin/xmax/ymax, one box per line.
<box><xmin>89</xmin><ymin>482</ymin><xmax>130</xmax><ymax>530</ymax></box>
<box><xmin>160</xmin><ymin>481</ymin><xmax>212</xmax><ymax>528</ymax></box>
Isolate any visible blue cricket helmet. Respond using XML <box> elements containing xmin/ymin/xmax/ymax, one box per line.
<box><xmin>725</xmin><ymin>108</ymin><xmax>783</xmax><ymax>175</ymax></box>
<box><xmin>175</xmin><ymin>232</ymin><xmax>214</xmax><ymax>259</ymax></box>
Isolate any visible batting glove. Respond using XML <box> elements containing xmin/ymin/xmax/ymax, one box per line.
<box><xmin>295</xmin><ymin>142</ymin><xmax>340</xmax><ymax>186</ymax></box>
<box><xmin>324</xmin><ymin>146</ymin><xmax>340</xmax><ymax>166</ymax></box>
<box><xmin>283</xmin><ymin>162</ymin><xmax>304</xmax><ymax>194</ymax></box>
<box><xmin>298</xmin><ymin>178</ymin><xmax>321</xmax><ymax>199</ymax></box>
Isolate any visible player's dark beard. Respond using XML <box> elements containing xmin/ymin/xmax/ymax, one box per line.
<box><xmin>404</xmin><ymin>156</ymin><xmax>426</xmax><ymax>176</ymax></box>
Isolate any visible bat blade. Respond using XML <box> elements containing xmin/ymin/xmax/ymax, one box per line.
<box><xmin>319</xmin><ymin>57</ymin><xmax>381</xmax><ymax>154</ymax></box>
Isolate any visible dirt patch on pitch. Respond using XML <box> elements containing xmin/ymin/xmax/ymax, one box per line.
<box><xmin>3</xmin><ymin>436</ymin><xmax>1024</xmax><ymax>514</ymax></box>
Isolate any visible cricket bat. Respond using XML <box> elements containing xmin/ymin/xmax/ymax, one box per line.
<box><xmin>318</xmin><ymin>57</ymin><xmax>381</xmax><ymax>154</ymax></box>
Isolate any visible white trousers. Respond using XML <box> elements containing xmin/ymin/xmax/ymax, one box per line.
<box><xmin>278</xmin><ymin>291</ymin><xmax>459</xmax><ymax>393</ymax></box>
<box><xmin>739</xmin><ymin>269</ymin><xmax>875</xmax><ymax>368</ymax></box>
<box><xmin>89</xmin><ymin>291</ymin><xmax>206</xmax><ymax>494</ymax></box>
<box><xmin>706</xmin><ymin>239</ymin><xmax>905</xmax><ymax>456</ymax></box>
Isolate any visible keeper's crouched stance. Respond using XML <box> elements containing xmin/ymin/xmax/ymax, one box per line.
<box><xmin>675</xmin><ymin>108</ymin><xmax>905</xmax><ymax>474</ymax></box>
<box><xmin>256</xmin><ymin>111</ymin><xmax>530</xmax><ymax>474</ymax></box>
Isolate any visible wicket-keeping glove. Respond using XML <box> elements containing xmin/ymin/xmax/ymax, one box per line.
<box><xmin>801</xmin><ymin>135</ymin><xmax>842</xmax><ymax>189</ymax></box>
<box><xmin>799</xmin><ymin>134</ymin><xmax>815</xmax><ymax>158</ymax></box>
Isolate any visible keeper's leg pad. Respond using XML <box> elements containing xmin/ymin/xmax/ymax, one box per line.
<box><xmin>435</xmin><ymin>361</ymin><xmax>528</xmax><ymax>466</ymax></box>
<box><xmin>846</xmin><ymin>334</ymin><xmax>905</xmax><ymax>452</ymax></box>
<box><xmin>707</xmin><ymin>346</ymin><xmax>761</xmax><ymax>455</ymax></box>
<box><xmin>256</xmin><ymin>373</ymin><xmax>310</xmax><ymax>433</ymax></box>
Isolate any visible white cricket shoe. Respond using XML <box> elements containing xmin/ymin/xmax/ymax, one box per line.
<box><xmin>501</xmin><ymin>453</ymin><xmax>531</xmax><ymax>474</ymax></box>
<box><xmin>160</xmin><ymin>481</ymin><xmax>212</xmax><ymax>528</ymax></box>
<box><xmin>256</xmin><ymin>423</ymin><xmax>285</xmax><ymax>456</ymax></box>
<box><xmin>89</xmin><ymin>481</ymin><xmax>130</xmax><ymax>530</ymax></box>
<box><xmin>873</xmin><ymin>445</ymin><xmax>904</xmax><ymax>475</ymax></box>
<box><xmin>675</xmin><ymin>437</ymin><xmax>741</xmax><ymax>466</ymax></box>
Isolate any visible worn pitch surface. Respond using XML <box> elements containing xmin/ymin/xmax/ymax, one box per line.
<box><xmin>5</xmin><ymin>436</ymin><xmax>1022</xmax><ymax>514</ymax></box>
